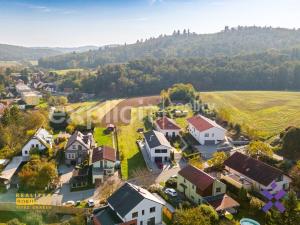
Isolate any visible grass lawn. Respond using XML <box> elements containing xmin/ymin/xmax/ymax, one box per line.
<box><xmin>50</xmin><ymin>68</ymin><xmax>84</xmax><ymax>76</ymax></box>
<box><xmin>201</xmin><ymin>91</ymin><xmax>300</xmax><ymax>139</ymax></box>
<box><xmin>169</xmin><ymin>105</ymin><xmax>194</xmax><ymax>128</ymax></box>
<box><xmin>94</xmin><ymin>127</ymin><xmax>113</xmax><ymax>147</ymax></box>
<box><xmin>64</xmin><ymin>99</ymin><xmax>123</xmax><ymax>125</ymax></box>
<box><xmin>118</xmin><ymin>106</ymin><xmax>158</xmax><ymax>179</ymax></box>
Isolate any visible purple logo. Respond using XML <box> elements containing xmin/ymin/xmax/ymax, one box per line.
<box><xmin>261</xmin><ymin>181</ymin><xmax>286</xmax><ymax>213</ymax></box>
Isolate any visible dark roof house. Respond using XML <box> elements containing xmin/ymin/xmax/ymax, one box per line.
<box><xmin>155</xmin><ymin>116</ymin><xmax>181</xmax><ymax>130</ymax></box>
<box><xmin>178</xmin><ymin>165</ymin><xmax>215</xmax><ymax>196</ymax></box>
<box><xmin>92</xmin><ymin>146</ymin><xmax>116</xmax><ymax>163</ymax></box>
<box><xmin>224</xmin><ymin>152</ymin><xmax>284</xmax><ymax>186</ymax></box>
<box><xmin>144</xmin><ymin>130</ymin><xmax>172</xmax><ymax>149</ymax></box>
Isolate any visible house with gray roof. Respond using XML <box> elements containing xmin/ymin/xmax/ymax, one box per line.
<box><xmin>93</xmin><ymin>182</ymin><xmax>164</xmax><ymax>225</ymax></box>
<box><xmin>144</xmin><ymin>130</ymin><xmax>173</xmax><ymax>163</ymax></box>
<box><xmin>65</xmin><ymin>131</ymin><xmax>95</xmax><ymax>165</ymax></box>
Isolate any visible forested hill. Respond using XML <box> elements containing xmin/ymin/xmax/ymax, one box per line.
<box><xmin>76</xmin><ymin>48</ymin><xmax>300</xmax><ymax>97</ymax></box>
<box><xmin>39</xmin><ymin>26</ymin><xmax>300</xmax><ymax>69</ymax></box>
<box><xmin>0</xmin><ymin>44</ymin><xmax>61</xmax><ymax>61</ymax></box>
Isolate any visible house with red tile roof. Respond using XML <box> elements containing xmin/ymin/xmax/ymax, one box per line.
<box><xmin>177</xmin><ymin>165</ymin><xmax>239</xmax><ymax>213</ymax></box>
<box><xmin>154</xmin><ymin>116</ymin><xmax>181</xmax><ymax>138</ymax></box>
<box><xmin>92</xmin><ymin>146</ymin><xmax>116</xmax><ymax>183</ymax></box>
<box><xmin>187</xmin><ymin>115</ymin><xmax>226</xmax><ymax>145</ymax></box>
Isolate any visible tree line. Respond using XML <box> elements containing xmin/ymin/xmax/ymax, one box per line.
<box><xmin>77</xmin><ymin>49</ymin><xmax>300</xmax><ymax>97</ymax></box>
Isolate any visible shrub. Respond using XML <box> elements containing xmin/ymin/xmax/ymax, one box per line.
<box><xmin>165</xmin><ymin>178</ymin><xmax>177</xmax><ymax>189</ymax></box>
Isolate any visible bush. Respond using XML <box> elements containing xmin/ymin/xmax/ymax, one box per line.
<box><xmin>249</xmin><ymin>196</ymin><xmax>263</xmax><ymax>213</ymax></box>
<box><xmin>165</xmin><ymin>178</ymin><xmax>177</xmax><ymax>189</ymax></box>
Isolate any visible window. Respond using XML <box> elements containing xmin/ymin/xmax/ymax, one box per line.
<box><xmin>216</xmin><ymin>187</ymin><xmax>221</xmax><ymax>193</ymax></box>
<box><xmin>24</xmin><ymin>150</ymin><xmax>28</xmax><ymax>155</ymax></box>
<box><xmin>78</xmin><ymin>145</ymin><xmax>82</xmax><ymax>151</ymax></box>
<box><xmin>204</xmin><ymin>133</ymin><xmax>209</xmax><ymax>137</ymax></box>
<box><xmin>155</xmin><ymin>149</ymin><xmax>161</xmax><ymax>153</ymax></box>
<box><xmin>36</xmin><ymin>144</ymin><xmax>39</xmax><ymax>148</ymax></box>
<box><xmin>161</xmin><ymin>149</ymin><xmax>167</xmax><ymax>153</ymax></box>
<box><xmin>184</xmin><ymin>179</ymin><xmax>186</xmax><ymax>183</ymax></box>
<box><xmin>212</xmin><ymin>133</ymin><xmax>215</xmax><ymax>137</ymax></box>
<box><xmin>72</xmin><ymin>145</ymin><xmax>76</xmax><ymax>149</ymax></box>
<box><xmin>142</xmin><ymin>210</ymin><xmax>145</xmax><ymax>215</ymax></box>
<box><xmin>150</xmin><ymin>207</ymin><xmax>155</xmax><ymax>213</ymax></box>
<box><xmin>31</xmin><ymin>144</ymin><xmax>34</xmax><ymax>148</ymax></box>
<box><xmin>192</xmin><ymin>185</ymin><xmax>195</xmax><ymax>189</ymax></box>
<box><xmin>132</xmin><ymin>212</ymin><xmax>138</xmax><ymax>218</ymax></box>
<box><xmin>140</xmin><ymin>222</ymin><xmax>143</xmax><ymax>225</ymax></box>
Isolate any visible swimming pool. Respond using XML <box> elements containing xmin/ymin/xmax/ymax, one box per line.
<box><xmin>240</xmin><ymin>218</ymin><xmax>260</xmax><ymax>225</ymax></box>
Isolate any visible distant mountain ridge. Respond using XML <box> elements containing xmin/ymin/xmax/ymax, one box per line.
<box><xmin>0</xmin><ymin>44</ymin><xmax>99</xmax><ymax>61</ymax></box>
<box><xmin>38</xmin><ymin>26</ymin><xmax>300</xmax><ymax>69</ymax></box>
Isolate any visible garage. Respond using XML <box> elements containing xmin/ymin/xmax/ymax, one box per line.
<box><xmin>155</xmin><ymin>157</ymin><xmax>162</xmax><ymax>162</ymax></box>
<box><xmin>204</xmin><ymin>140</ymin><xmax>216</xmax><ymax>145</ymax></box>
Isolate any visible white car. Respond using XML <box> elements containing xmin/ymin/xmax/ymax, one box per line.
<box><xmin>165</xmin><ymin>188</ymin><xmax>177</xmax><ymax>197</ymax></box>
<box><xmin>88</xmin><ymin>199</ymin><xmax>95</xmax><ymax>207</ymax></box>
<box><xmin>63</xmin><ymin>200</ymin><xmax>75</xmax><ymax>206</ymax></box>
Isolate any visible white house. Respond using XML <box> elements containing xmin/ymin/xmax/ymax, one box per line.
<box><xmin>144</xmin><ymin>130</ymin><xmax>173</xmax><ymax>163</ymax></box>
<box><xmin>22</xmin><ymin>128</ymin><xmax>53</xmax><ymax>157</ymax></box>
<box><xmin>92</xmin><ymin>146</ymin><xmax>116</xmax><ymax>184</ymax></box>
<box><xmin>187</xmin><ymin>115</ymin><xmax>226</xmax><ymax>145</ymax></box>
<box><xmin>93</xmin><ymin>182</ymin><xmax>164</xmax><ymax>225</ymax></box>
<box><xmin>223</xmin><ymin>152</ymin><xmax>292</xmax><ymax>194</ymax></box>
<box><xmin>154</xmin><ymin>116</ymin><xmax>181</xmax><ymax>138</ymax></box>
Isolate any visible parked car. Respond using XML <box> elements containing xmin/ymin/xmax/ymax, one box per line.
<box><xmin>88</xmin><ymin>199</ymin><xmax>95</xmax><ymax>207</ymax></box>
<box><xmin>63</xmin><ymin>200</ymin><xmax>75</xmax><ymax>207</ymax></box>
<box><xmin>165</xmin><ymin>188</ymin><xmax>178</xmax><ymax>197</ymax></box>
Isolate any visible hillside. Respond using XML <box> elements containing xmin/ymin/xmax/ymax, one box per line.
<box><xmin>39</xmin><ymin>26</ymin><xmax>300</xmax><ymax>69</ymax></box>
<box><xmin>201</xmin><ymin>91</ymin><xmax>300</xmax><ymax>139</ymax></box>
<box><xmin>0</xmin><ymin>44</ymin><xmax>62</xmax><ymax>61</ymax></box>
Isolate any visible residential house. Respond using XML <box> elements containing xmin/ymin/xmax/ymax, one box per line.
<box><xmin>22</xmin><ymin>128</ymin><xmax>53</xmax><ymax>157</ymax></box>
<box><xmin>0</xmin><ymin>156</ymin><xmax>24</xmax><ymax>189</ymax></box>
<box><xmin>21</xmin><ymin>91</ymin><xmax>41</xmax><ymax>106</ymax></box>
<box><xmin>223</xmin><ymin>152</ymin><xmax>291</xmax><ymax>194</ymax></box>
<box><xmin>65</xmin><ymin>131</ymin><xmax>95</xmax><ymax>165</ymax></box>
<box><xmin>144</xmin><ymin>130</ymin><xmax>173</xmax><ymax>163</ymax></box>
<box><xmin>154</xmin><ymin>116</ymin><xmax>181</xmax><ymax>138</ymax></box>
<box><xmin>187</xmin><ymin>115</ymin><xmax>226</xmax><ymax>145</ymax></box>
<box><xmin>70</xmin><ymin>167</ymin><xmax>89</xmax><ymax>190</ymax></box>
<box><xmin>93</xmin><ymin>182</ymin><xmax>164</xmax><ymax>225</ymax></box>
<box><xmin>177</xmin><ymin>165</ymin><xmax>239</xmax><ymax>213</ymax></box>
<box><xmin>92</xmin><ymin>146</ymin><xmax>116</xmax><ymax>184</ymax></box>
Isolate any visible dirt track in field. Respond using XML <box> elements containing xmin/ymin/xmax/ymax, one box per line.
<box><xmin>101</xmin><ymin>96</ymin><xmax>161</xmax><ymax>125</ymax></box>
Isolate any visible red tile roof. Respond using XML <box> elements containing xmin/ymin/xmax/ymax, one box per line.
<box><xmin>224</xmin><ymin>152</ymin><xmax>283</xmax><ymax>186</ymax></box>
<box><xmin>92</xmin><ymin>146</ymin><xmax>116</xmax><ymax>163</ymax></box>
<box><xmin>156</xmin><ymin>116</ymin><xmax>181</xmax><ymax>130</ymax></box>
<box><xmin>187</xmin><ymin>115</ymin><xmax>224</xmax><ymax>132</ymax></box>
<box><xmin>178</xmin><ymin>165</ymin><xmax>215</xmax><ymax>197</ymax></box>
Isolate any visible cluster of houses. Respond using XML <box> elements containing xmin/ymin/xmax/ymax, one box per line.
<box><xmin>0</xmin><ymin>126</ymin><xmax>118</xmax><ymax>190</ymax></box>
<box><xmin>90</xmin><ymin>151</ymin><xmax>292</xmax><ymax>225</ymax></box>
<box><xmin>142</xmin><ymin>114</ymin><xmax>227</xmax><ymax>167</ymax></box>
<box><xmin>15</xmin><ymin>82</ymin><xmax>42</xmax><ymax>107</ymax></box>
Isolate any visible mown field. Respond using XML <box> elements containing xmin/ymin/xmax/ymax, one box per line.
<box><xmin>201</xmin><ymin>91</ymin><xmax>300</xmax><ymax>139</ymax></box>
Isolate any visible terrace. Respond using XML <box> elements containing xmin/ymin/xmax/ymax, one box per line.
<box><xmin>221</xmin><ymin>173</ymin><xmax>252</xmax><ymax>190</ymax></box>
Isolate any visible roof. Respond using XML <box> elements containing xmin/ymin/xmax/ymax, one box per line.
<box><xmin>208</xmin><ymin>194</ymin><xmax>240</xmax><ymax>211</ymax></box>
<box><xmin>23</xmin><ymin>128</ymin><xmax>52</xmax><ymax>149</ymax></box>
<box><xmin>178</xmin><ymin>165</ymin><xmax>215</xmax><ymax>197</ymax></box>
<box><xmin>0</xmin><ymin>156</ymin><xmax>23</xmax><ymax>181</ymax></box>
<box><xmin>108</xmin><ymin>182</ymin><xmax>164</xmax><ymax>218</ymax></box>
<box><xmin>65</xmin><ymin>131</ymin><xmax>93</xmax><ymax>150</ymax></box>
<box><xmin>187</xmin><ymin>115</ymin><xmax>225</xmax><ymax>132</ymax></box>
<box><xmin>92</xmin><ymin>146</ymin><xmax>116</xmax><ymax>163</ymax></box>
<box><xmin>155</xmin><ymin>116</ymin><xmax>181</xmax><ymax>130</ymax></box>
<box><xmin>93</xmin><ymin>206</ymin><xmax>123</xmax><ymax>225</ymax></box>
<box><xmin>144</xmin><ymin>130</ymin><xmax>172</xmax><ymax>149</ymax></box>
<box><xmin>224</xmin><ymin>152</ymin><xmax>284</xmax><ymax>186</ymax></box>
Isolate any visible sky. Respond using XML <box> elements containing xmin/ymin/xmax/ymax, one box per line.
<box><xmin>0</xmin><ymin>0</ymin><xmax>300</xmax><ymax>47</ymax></box>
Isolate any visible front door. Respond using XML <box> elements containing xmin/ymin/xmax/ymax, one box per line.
<box><xmin>147</xmin><ymin>217</ymin><xmax>155</xmax><ymax>225</ymax></box>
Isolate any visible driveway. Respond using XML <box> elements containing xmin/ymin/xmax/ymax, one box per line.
<box><xmin>137</xmin><ymin>141</ymin><xmax>159</xmax><ymax>172</ymax></box>
<box><xmin>50</xmin><ymin>165</ymin><xmax>96</xmax><ymax>205</ymax></box>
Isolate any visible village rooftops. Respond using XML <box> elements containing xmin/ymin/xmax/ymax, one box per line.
<box><xmin>92</xmin><ymin>146</ymin><xmax>116</xmax><ymax>163</ymax></box>
<box><xmin>107</xmin><ymin>182</ymin><xmax>164</xmax><ymax>218</ymax></box>
<box><xmin>155</xmin><ymin>116</ymin><xmax>181</xmax><ymax>130</ymax></box>
<box><xmin>144</xmin><ymin>130</ymin><xmax>172</xmax><ymax>148</ymax></box>
<box><xmin>187</xmin><ymin>115</ymin><xmax>225</xmax><ymax>132</ymax></box>
<box><xmin>224</xmin><ymin>152</ymin><xmax>284</xmax><ymax>186</ymax></box>
<box><xmin>178</xmin><ymin>165</ymin><xmax>216</xmax><ymax>196</ymax></box>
